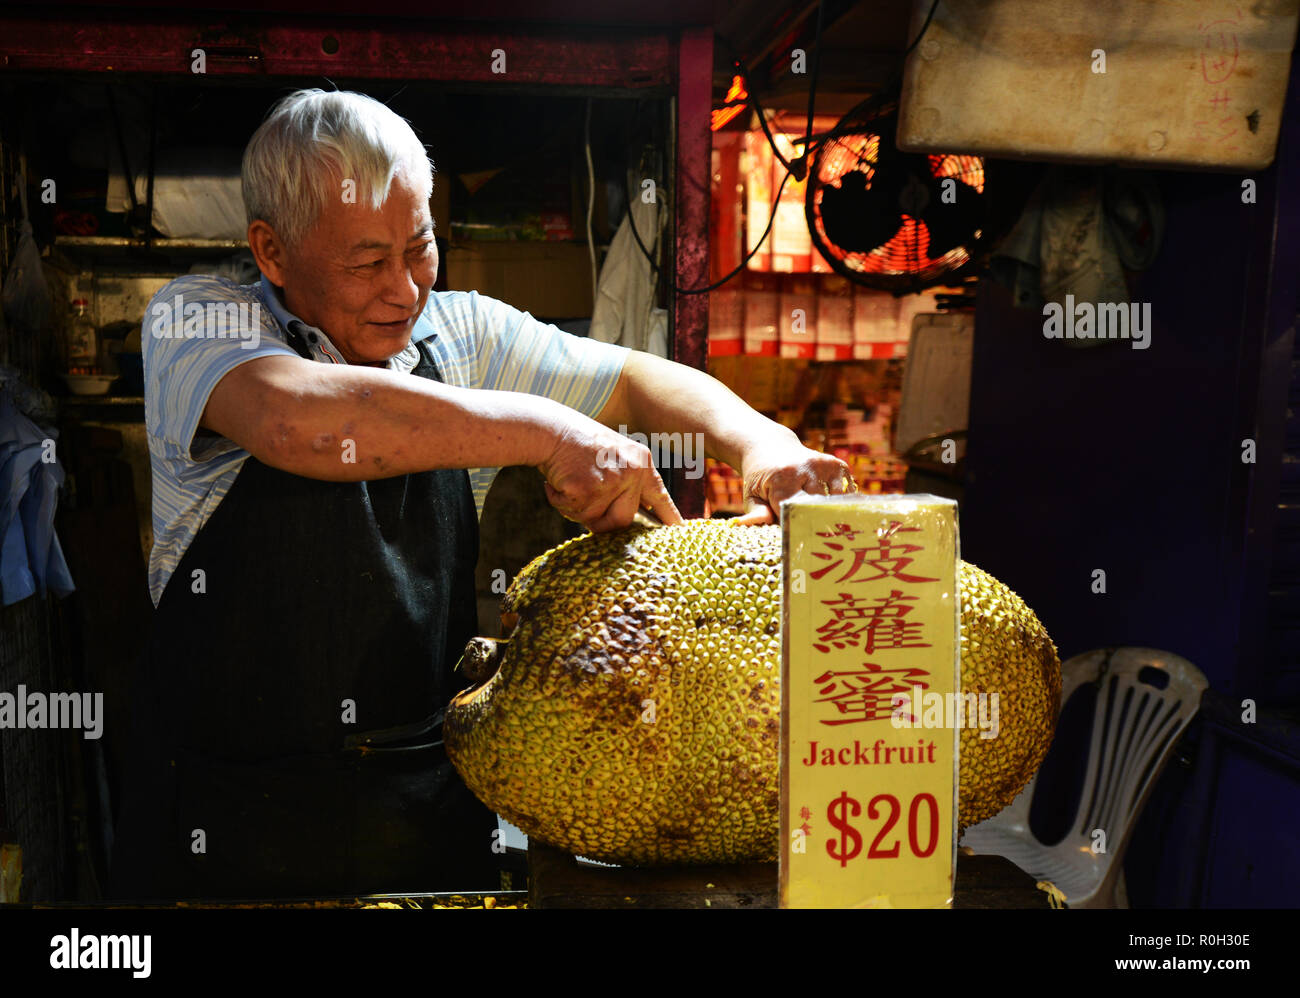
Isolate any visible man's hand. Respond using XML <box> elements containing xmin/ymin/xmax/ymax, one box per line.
<box><xmin>731</xmin><ymin>438</ymin><xmax>856</xmax><ymax>526</ymax></box>
<box><xmin>539</xmin><ymin>412</ymin><xmax>683</xmax><ymax>532</ymax></box>
<box><xmin>594</xmin><ymin>352</ymin><xmax>860</xmax><ymax>526</ymax></box>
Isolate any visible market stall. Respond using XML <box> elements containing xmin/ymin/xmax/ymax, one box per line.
<box><xmin>0</xmin><ymin>0</ymin><xmax>1297</xmax><ymax>930</ymax></box>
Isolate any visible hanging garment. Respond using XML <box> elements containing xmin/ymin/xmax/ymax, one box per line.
<box><xmin>590</xmin><ymin>193</ymin><xmax>665</xmax><ymax>356</ymax></box>
<box><xmin>989</xmin><ymin>167</ymin><xmax>1165</xmax><ymax>346</ymax></box>
<box><xmin>0</xmin><ymin>390</ymin><xmax>74</xmax><ymax>606</ymax></box>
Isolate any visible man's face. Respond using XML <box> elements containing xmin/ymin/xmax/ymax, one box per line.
<box><xmin>274</xmin><ymin>163</ymin><xmax>438</xmax><ymax>366</ymax></box>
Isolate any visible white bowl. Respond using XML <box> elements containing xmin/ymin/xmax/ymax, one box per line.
<box><xmin>59</xmin><ymin>374</ymin><xmax>116</xmax><ymax>396</ymax></box>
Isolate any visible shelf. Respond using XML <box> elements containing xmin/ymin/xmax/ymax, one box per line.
<box><xmin>59</xmin><ymin>394</ymin><xmax>146</xmax><ymax>421</ymax></box>
<box><xmin>60</xmin><ymin>394</ymin><xmax>145</xmax><ymax>406</ymax></box>
<box><xmin>54</xmin><ymin>236</ymin><xmax>249</xmax><ymax>255</ymax></box>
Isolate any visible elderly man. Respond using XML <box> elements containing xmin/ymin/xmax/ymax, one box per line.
<box><xmin>109</xmin><ymin>89</ymin><xmax>852</xmax><ymax>900</ymax></box>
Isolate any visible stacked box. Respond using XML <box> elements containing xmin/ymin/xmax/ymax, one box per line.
<box><xmin>852</xmin><ymin>287</ymin><xmax>902</xmax><ymax>360</ymax></box>
<box><xmin>816</xmin><ymin>276</ymin><xmax>854</xmax><ymax>361</ymax></box>
<box><xmin>779</xmin><ymin>274</ymin><xmax>817</xmax><ymax>360</ymax></box>
<box><xmin>708</xmin><ymin>287</ymin><xmax>743</xmax><ymax>357</ymax></box>
<box><xmin>743</xmin><ymin>271</ymin><xmax>780</xmax><ymax>357</ymax></box>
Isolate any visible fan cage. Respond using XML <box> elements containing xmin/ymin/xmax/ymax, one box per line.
<box><xmin>811</xmin><ymin>128</ymin><xmax>985</xmax><ymax>285</ymax></box>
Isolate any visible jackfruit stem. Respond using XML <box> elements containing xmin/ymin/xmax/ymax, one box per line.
<box><xmin>461</xmin><ymin>637</ymin><xmax>506</xmax><ymax>686</ymax></box>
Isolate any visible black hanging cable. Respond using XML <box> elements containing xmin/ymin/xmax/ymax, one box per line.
<box><xmin>903</xmin><ymin>0</ymin><xmax>942</xmax><ymax>58</ymax></box>
<box><xmin>623</xmin><ymin>95</ymin><xmax>795</xmax><ymax>297</ymax></box>
<box><xmin>624</xmin><ymin>5</ymin><xmax>827</xmax><ymax>296</ymax></box>
<box><xmin>721</xmin><ymin>0</ymin><xmax>939</xmax><ymax>176</ymax></box>
<box><xmin>716</xmin><ymin>36</ymin><xmax>795</xmax><ymax>174</ymax></box>
<box><xmin>622</xmin><ymin>1</ymin><xmax>938</xmax><ymax>296</ymax></box>
<box><xmin>800</xmin><ymin>0</ymin><xmax>826</xmax><ymax>182</ymax></box>
<box><xmin>623</xmin><ymin>158</ymin><xmax>793</xmax><ymax>297</ymax></box>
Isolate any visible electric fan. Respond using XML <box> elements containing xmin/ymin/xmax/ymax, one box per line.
<box><xmin>806</xmin><ymin>96</ymin><xmax>988</xmax><ymax>294</ymax></box>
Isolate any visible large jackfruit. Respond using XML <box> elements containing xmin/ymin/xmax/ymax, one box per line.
<box><xmin>445</xmin><ymin>520</ymin><xmax>1059</xmax><ymax>865</ymax></box>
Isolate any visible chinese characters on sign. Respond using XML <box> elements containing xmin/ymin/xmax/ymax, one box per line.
<box><xmin>810</xmin><ymin>522</ymin><xmax>939</xmax><ymax>726</ymax></box>
<box><xmin>1192</xmin><ymin>10</ymin><xmax>1244</xmax><ymax>153</ymax></box>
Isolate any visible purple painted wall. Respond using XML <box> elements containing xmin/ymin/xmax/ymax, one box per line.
<box><xmin>962</xmin><ymin>56</ymin><xmax>1300</xmax><ymax>906</ymax></box>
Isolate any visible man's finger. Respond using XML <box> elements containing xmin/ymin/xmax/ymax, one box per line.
<box><xmin>765</xmin><ymin>476</ymin><xmax>814</xmax><ymax>508</ymax></box>
<box><xmin>584</xmin><ymin>478</ymin><xmax>644</xmax><ymax>533</ymax></box>
<box><xmin>543</xmin><ymin>480</ymin><xmax>573</xmax><ymax>516</ymax></box>
<box><xmin>544</xmin><ymin>479</ymin><xmax>597</xmax><ymax>525</ymax></box>
<box><xmin>799</xmin><ymin>470</ymin><xmax>825</xmax><ymax>497</ymax></box>
<box><xmin>642</xmin><ymin>470</ymin><xmax>684</xmax><ymax>526</ymax></box>
<box><xmin>731</xmin><ymin>502</ymin><xmax>775</xmax><ymax>526</ymax></box>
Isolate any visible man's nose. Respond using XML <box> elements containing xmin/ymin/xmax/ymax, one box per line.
<box><xmin>380</xmin><ymin>257</ymin><xmax>422</xmax><ymax>307</ymax></box>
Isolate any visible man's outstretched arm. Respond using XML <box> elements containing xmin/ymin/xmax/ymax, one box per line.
<box><xmin>201</xmin><ymin>354</ymin><xmax>682</xmax><ymax>532</ymax></box>
<box><xmin>595</xmin><ymin>351</ymin><xmax>855</xmax><ymax>523</ymax></box>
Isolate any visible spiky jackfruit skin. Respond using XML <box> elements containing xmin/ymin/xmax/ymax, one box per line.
<box><xmin>445</xmin><ymin>521</ymin><xmax>1059</xmax><ymax>865</ymax></box>
<box><xmin>955</xmin><ymin>562</ymin><xmax>1061</xmax><ymax>827</ymax></box>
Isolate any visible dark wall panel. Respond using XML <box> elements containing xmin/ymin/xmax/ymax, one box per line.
<box><xmin>964</xmin><ymin>167</ymin><xmax>1271</xmax><ymax>691</ymax></box>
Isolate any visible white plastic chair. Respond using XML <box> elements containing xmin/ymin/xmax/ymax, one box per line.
<box><xmin>959</xmin><ymin>647</ymin><xmax>1207</xmax><ymax>908</ymax></box>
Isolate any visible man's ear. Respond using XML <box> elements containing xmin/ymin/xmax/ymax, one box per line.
<box><xmin>247</xmin><ymin>220</ymin><xmax>287</xmax><ymax>285</ymax></box>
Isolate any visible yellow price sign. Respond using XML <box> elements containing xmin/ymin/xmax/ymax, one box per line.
<box><xmin>780</xmin><ymin>494</ymin><xmax>960</xmax><ymax>908</ymax></box>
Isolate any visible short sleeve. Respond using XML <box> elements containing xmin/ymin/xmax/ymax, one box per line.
<box><xmin>143</xmin><ymin>276</ymin><xmax>298</xmax><ymax>468</ymax></box>
<box><xmin>467</xmin><ymin>293</ymin><xmax>630</xmax><ymax>418</ymax></box>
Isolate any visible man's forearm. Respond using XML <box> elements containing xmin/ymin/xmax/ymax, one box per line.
<box><xmin>601</xmin><ymin>351</ymin><xmax>799</xmax><ymax>470</ymax></box>
<box><xmin>207</xmin><ymin>355</ymin><xmax>567</xmax><ymax>481</ymax></box>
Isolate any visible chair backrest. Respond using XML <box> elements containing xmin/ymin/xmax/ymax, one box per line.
<box><xmin>1064</xmin><ymin>648</ymin><xmax>1208</xmax><ymax>852</ymax></box>
<box><xmin>959</xmin><ymin>647</ymin><xmax>1207</xmax><ymax>906</ymax></box>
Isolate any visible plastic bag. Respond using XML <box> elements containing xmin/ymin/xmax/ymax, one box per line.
<box><xmin>1</xmin><ymin>218</ymin><xmax>51</xmax><ymax>334</ymax></box>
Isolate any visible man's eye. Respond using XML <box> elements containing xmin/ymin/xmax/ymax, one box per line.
<box><xmin>355</xmin><ymin>259</ymin><xmax>383</xmax><ymax>270</ymax></box>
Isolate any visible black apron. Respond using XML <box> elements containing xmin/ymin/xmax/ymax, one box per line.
<box><xmin>109</xmin><ymin>338</ymin><xmax>499</xmax><ymax>901</ymax></box>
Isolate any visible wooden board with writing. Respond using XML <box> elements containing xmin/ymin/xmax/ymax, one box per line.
<box><xmin>898</xmin><ymin>0</ymin><xmax>1299</xmax><ymax>170</ymax></box>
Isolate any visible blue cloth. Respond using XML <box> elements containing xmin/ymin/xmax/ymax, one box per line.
<box><xmin>0</xmin><ymin>390</ymin><xmax>74</xmax><ymax>606</ymax></box>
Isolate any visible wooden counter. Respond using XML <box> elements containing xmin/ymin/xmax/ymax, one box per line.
<box><xmin>528</xmin><ymin>842</ymin><xmax>1055</xmax><ymax>909</ymax></box>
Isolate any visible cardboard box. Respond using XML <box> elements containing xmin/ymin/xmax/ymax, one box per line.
<box><xmin>445</xmin><ymin>241</ymin><xmax>593</xmax><ymax>319</ymax></box>
<box><xmin>743</xmin><ymin>271</ymin><xmax>780</xmax><ymax>356</ymax></box>
<box><xmin>779</xmin><ymin>275</ymin><xmax>818</xmax><ymax>360</ymax></box>
<box><xmin>816</xmin><ymin>276</ymin><xmax>854</xmax><ymax>361</ymax></box>
<box><xmin>708</xmin><ymin>287</ymin><xmax>744</xmax><ymax>357</ymax></box>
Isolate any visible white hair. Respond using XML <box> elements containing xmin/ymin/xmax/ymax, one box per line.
<box><xmin>241</xmin><ymin>89</ymin><xmax>433</xmax><ymax>247</ymax></box>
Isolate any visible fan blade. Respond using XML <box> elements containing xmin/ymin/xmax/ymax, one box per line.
<box><xmin>916</xmin><ymin>176</ymin><xmax>985</xmax><ymax>258</ymax></box>
<box><xmin>819</xmin><ymin>170</ymin><xmax>904</xmax><ymax>254</ymax></box>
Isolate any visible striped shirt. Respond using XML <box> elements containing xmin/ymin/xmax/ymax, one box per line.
<box><xmin>143</xmin><ymin>274</ymin><xmax>629</xmax><ymax>606</ymax></box>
